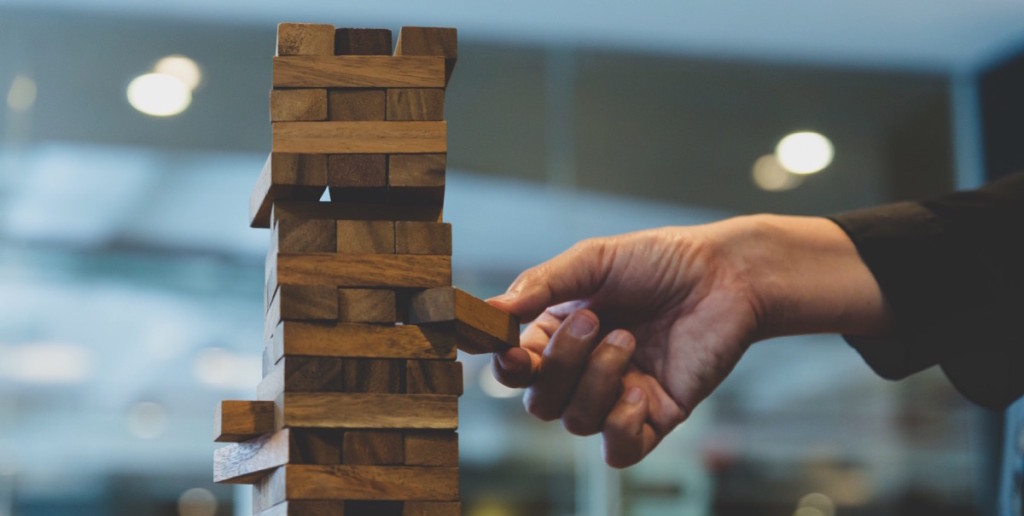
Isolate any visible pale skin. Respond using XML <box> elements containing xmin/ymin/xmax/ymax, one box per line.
<box><xmin>486</xmin><ymin>214</ymin><xmax>895</xmax><ymax>468</ymax></box>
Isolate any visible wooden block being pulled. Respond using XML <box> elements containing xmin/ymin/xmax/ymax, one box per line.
<box><xmin>406</xmin><ymin>360</ymin><xmax>462</xmax><ymax>395</ymax></box>
<box><xmin>215</xmin><ymin>400</ymin><xmax>275</xmax><ymax>442</ymax></box>
<box><xmin>258</xmin><ymin>356</ymin><xmax>346</xmax><ymax>400</ymax></box>
<box><xmin>395</xmin><ymin>221</ymin><xmax>451</xmax><ymax>255</ymax></box>
<box><xmin>256</xmin><ymin>465</ymin><xmax>459</xmax><ymax>504</ymax></box>
<box><xmin>270</xmin><ymin>321</ymin><xmax>455</xmax><ymax>362</ymax></box>
<box><xmin>404</xmin><ymin>431</ymin><xmax>458</xmax><ymax>466</ymax></box>
<box><xmin>270</xmin><ymin>89</ymin><xmax>327</xmax><ymax>121</ymax></box>
<box><xmin>395</xmin><ymin>27</ymin><xmax>457</xmax><ymax>85</ymax></box>
<box><xmin>403</xmin><ymin>502</ymin><xmax>461</xmax><ymax>516</ymax></box>
<box><xmin>250</xmin><ymin>154</ymin><xmax>328</xmax><ymax>228</ymax></box>
<box><xmin>337</xmin><ymin>288</ymin><xmax>396</xmax><ymax>323</ymax></box>
<box><xmin>335</xmin><ymin>28</ymin><xmax>392</xmax><ymax>55</ymax></box>
<box><xmin>277</xmin><ymin>393</ymin><xmax>459</xmax><ymax>430</ymax></box>
<box><xmin>255</xmin><ymin>501</ymin><xmax>347</xmax><ymax>516</ymax></box>
<box><xmin>343</xmin><ymin>430</ymin><xmax>404</xmax><ymax>465</ymax></box>
<box><xmin>386</xmin><ymin>89</ymin><xmax>445</xmax><ymax>121</ymax></box>
<box><xmin>343</xmin><ymin>359</ymin><xmax>404</xmax><ymax>393</ymax></box>
<box><xmin>277</xmin><ymin>23</ymin><xmax>334</xmax><ymax>56</ymax></box>
<box><xmin>407</xmin><ymin>287</ymin><xmax>519</xmax><ymax>354</ymax></box>
<box><xmin>327</xmin><ymin>89</ymin><xmax>386</xmax><ymax>121</ymax></box>
<box><xmin>272</xmin><ymin>121</ymin><xmax>447</xmax><ymax>154</ymax></box>
<box><xmin>337</xmin><ymin>220</ymin><xmax>394</xmax><ymax>254</ymax></box>
<box><xmin>214</xmin><ymin>428</ymin><xmax>343</xmax><ymax>483</ymax></box>
<box><xmin>271</xmin><ymin>200</ymin><xmax>443</xmax><ymax>223</ymax></box>
<box><xmin>273</xmin><ymin>56</ymin><xmax>446</xmax><ymax>88</ymax></box>
<box><xmin>274</xmin><ymin>253</ymin><xmax>451</xmax><ymax>289</ymax></box>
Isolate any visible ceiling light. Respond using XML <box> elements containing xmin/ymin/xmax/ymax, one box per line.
<box><xmin>752</xmin><ymin>154</ymin><xmax>804</xmax><ymax>192</ymax></box>
<box><xmin>177</xmin><ymin>487</ymin><xmax>217</xmax><ymax>516</ymax></box>
<box><xmin>0</xmin><ymin>342</ymin><xmax>93</xmax><ymax>384</ymax></box>
<box><xmin>775</xmin><ymin>131</ymin><xmax>834</xmax><ymax>174</ymax></box>
<box><xmin>127</xmin><ymin>73</ymin><xmax>191</xmax><ymax>117</ymax></box>
<box><xmin>193</xmin><ymin>347</ymin><xmax>261</xmax><ymax>390</ymax></box>
<box><xmin>155</xmin><ymin>55</ymin><xmax>202</xmax><ymax>90</ymax></box>
<box><xmin>6</xmin><ymin>75</ymin><xmax>37</xmax><ymax>112</ymax></box>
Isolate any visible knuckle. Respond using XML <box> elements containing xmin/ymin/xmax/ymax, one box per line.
<box><xmin>562</xmin><ymin>411</ymin><xmax>600</xmax><ymax>436</ymax></box>
<box><xmin>523</xmin><ymin>393</ymin><xmax>560</xmax><ymax>422</ymax></box>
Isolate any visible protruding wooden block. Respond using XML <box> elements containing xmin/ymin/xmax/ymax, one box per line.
<box><xmin>343</xmin><ymin>359</ymin><xmax>404</xmax><ymax>393</ymax></box>
<box><xmin>406</xmin><ymin>360</ymin><xmax>462</xmax><ymax>395</ymax></box>
<box><xmin>277</xmin><ymin>393</ymin><xmax>459</xmax><ymax>430</ymax></box>
<box><xmin>273</xmin><ymin>121</ymin><xmax>447</xmax><ymax>154</ymax></box>
<box><xmin>215</xmin><ymin>400</ymin><xmax>275</xmax><ymax>442</ymax></box>
<box><xmin>270</xmin><ymin>321</ymin><xmax>455</xmax><ymax>362</ymax></box>
<box><xmin>250</xmin><ymin>154</ymin><xmax>328</xmax><ymax>228</ymax></box>
<box><xmin>270</xmin><ymin>89</ymin><xmax>327</xmax><ymax>121</ymax></box>
<box><xmin>404</xmin><ymin>431</ymin><xmax>458</xmax><ymax>467</ymax></box>
<box><xmin>403</xmin><ymin>502</ymin><xmax>461</xmax><ymax>516</ymax></box>
<box><xmin>273</xmin><ymin>253</ymin><xmax>451</xmax><ymax>289</ymax></box>
<box><xmin>343</xmin><ymin>431</ymin><xmax>404</xmax><ymax>465</ymax></box>
<box><xmin>337</xmin><ymin>288</ymin><xmax>396</xmax><ymax>323</ymax></box>
<box><xmin>214</xmin><ymin>428</ymin><xmax>344</xmax><ymax>484</ymax></box>
<box><xmin>256</xmin><ymin>501</ymin><xmax>347</xmax><ymax>516</ymax></box>
<box><xmin>277</xmin><ymin>23</ymin><xmax>335</xmax><ymax>56</ymax></box>
<box><xmin>336</xmin><ymin>220</ymin><xmax>395</xmax><ymax>254</ymax></box>
<box><xmin>407</xmin><ymin>287</ymin><xmax>519</xmax><ymax>353</ymax></box>
<box><xmin>258</xmin><ymin>356</ymin><xmax>346</xmax><ymax>400</ymax></box>
<box><xmin>395</xmin><ymin>27</ymin><xmax>457</xmax><ymax>85</ymax></box>
<box><xmin>395</xmin><ymin>221</ymin><xmax>451</xmax><ymax>255</ymax></box>
<box><xmin>328</xmin><ymin>89</ymin><xmax>386</xmax><ymax>121</ymax></box>
<box><xmin>256</xmin><ymin>465</ymin><xmax>459</xmax><ymax>504</ymax></box>
<box><xmin>271</xmin><ymin>200</ymin><xmax>444</xmax><ymax>223</ymax></box>
<box><xmin>273</xmin><ymin>56</ymin><xmax>446</xmax><ymax>88</ymax></box>
<box><xmin>386</xmin><ymin>89</ymin><xmax>445</xmax><ymax>121</ymax></box>
<box><xmin>334</xmin><ymin>28</ymin><xmax>392</xmax><ymax>55</ymax></box>
<box><xmin>328</xmin><ymin>154</ymin><xmax>387</xmax><ymax>187</ymax></box>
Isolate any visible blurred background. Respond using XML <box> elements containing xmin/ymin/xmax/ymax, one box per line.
<box><xmin>1</xmin><ymin>1</ymin><xmax>1024</xmax><ymax>515</ymax></box>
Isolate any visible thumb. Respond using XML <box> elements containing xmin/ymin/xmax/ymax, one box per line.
<box><xmin>487</xmin><ymin>239</ymin><xmax>611</xmax><ymax>322</ymax></box>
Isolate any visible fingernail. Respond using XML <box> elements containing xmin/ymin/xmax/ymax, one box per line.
<box><xmin>624</xmin><ymin>387</ymin><xmax>643</xmax><ymax>404</ymax></box>
<box><xmin>605</xmin><ymin>330</ymin><xmax>633</xmax><ymax>349</ymax></box>
<box><xmin>567</xmin><ymin>312</ymin><xmax>597</xmax><ymax>338</ymax></box>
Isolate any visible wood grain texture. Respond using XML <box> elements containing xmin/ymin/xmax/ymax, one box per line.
<box><xmin>274</xmin><ymin>253</ymin><xmax>451</xmax><ymax>289</ymax></box>
<box><xmin>395</xmin><ymin>27</ymin><xmax>457</xmax><ymax>85</ymax></box>
<box><xmin>258</xmin><ymin>356</ymin><xmax>347</xmax><ymax>400</ymax></box>
<box><xmin>404</xmin><ymin>431</ymin><xmax>458</xmax><ymax>467</ymax></box>
<box><xmin>336</xmin><ymin>220</ymin><xmax>394</xmax><ymax>254</ymax></box>
<box><xmin>407</xmin><ymin>287</ymin><xmax>520</xmax><ymax>353</ymax></box>
<box><xmin>395</xmin><ymin>221</ymin><xmax>451</xmax><ymax>255</ymax></box>
<box><xmin>255</xmin><ymin>501</ymin><xmax>346</xmax><ymax>516</ymax></box>
<box><xmin>264</xmin><ymin>285</ymin><xmax>338</xmax><ymax>346</ymax></box>
<box><xmin>274</xmin><ymin>218</ymin><xmax>337</xmax><ymax>253</ymax></box>
<box><xmin>343</xmin><ymin>430</ymin><xmax>404</xmax><ymax>465</ymax></box>
<box><xmin>270</xmin><ymin>321</ymin><xmax>456</xmax><ymax>362</ymax></box>
<box><xmin>273</xmin><ymin>121</ymin><xmax>446</xmax><ymax>154</ymax></box>
<box><xmin>327</xmin><ymin>89</ymin><xmax>385</xmax><ymax>121</ymax></box>
<box><xmin>270</xmin><ymin>89</ymin><xmax>327</xmax><ymax>121</ymax></box>
<box><xmin>403</xmin><ymin>502</ymin><xmax>461</xmax><ymax>516</ymax></box>
<box><xmin>271</xmin><ymin>200</ymin><xmax>443</xmax><ymax>223</ymax></box>
<box><xmin>277</xmin><ymin>23</ymin><xmax>335</xmax><ymax>56</ymax></box>
<box><xmin>258</xmin><ymin>465</ymin><xmax>459</xmax><ymax>503</ymax></box>
<box><xmin>386</xmin><ymin>89</ymin><xmax>445</xmax><ymax>121</ymax></box>
<box><xmin>343</xmin><ymin>359</ymin><xmax>404</xmax><ymax>393</ymax></box>
<box><xmin>250</xmin><ymin>154</ymin><xmax>328</xmax><ymax>228</ymax></box>
<box><xmin>334</xmin><ymin>28</ymin><xmax>392</xmax><ymax>55</ymax></box>
<box><xmin>337</xmin><ymin>288</ymin><xmax>396</xmax><ymax>323</ymax></box>
<box><xmin>327</xmin><ymin>154</ymin><xmax>387</xmax><ymax>187</ymax></box>
<box><xmin>215</xmin><ymin>400</ymin><xmax>275</xmax><ymax>442</ymax></box>
<box><xmin>273</xmin><ymin>56</ymin><xmax>446</xmax><ymax>88</ymax></box>
<box><xmin>405</xmin><ymin>360</ymin><xmax>462</xmax><ymax>395</ymax></box>
<box><xmin>388</xmin><ymin>153</ymin><xmax>445</xmax><ymax>205</ymax></box>
<box><xmin>214</xmin><ymin>428</ymin><xmax>343</xmax><ymax>484</ymax></box>
<box><xmin>277</xmin><ymin>393</ymin><xmax>459</xmax><ymax>430</ymax></box>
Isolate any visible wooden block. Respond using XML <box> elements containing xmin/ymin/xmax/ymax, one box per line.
<box><xmin>395</xmin><ymin>221</ymin><xmax>451</xmax><ymax>255</ymax></box>
<box><xmin>277</xmin><ymin>23</ymin><xmax>335</xmax><ymax>56</ymax></box>
<box><xmin>343</xmin><ymin>359</ymin><xmax>404</xmax><ymax>393</ymax></box>
<box><xmin>258</xmin><ymin>356</ymin><xmax>347</xmax><ymax>400</ymax></box>
<box><xmin>270</xmin><ymin>89</ymin><xmax>327</xmax><ymax>121</ymax></box>
<box><xmin>270</xmin><ymin>321</ymin><xmax>455</xmax><ymax>362</ymax></box>
<box><xmin>327</xmin><ymin>154</ymin><xmax>387</xmax><ymax>187</ymax></box>
<box><xmin>406</xmin><ymin>360</ymin><xmax>462</xmax><ymax>395</ymax></box>
<box><xmin>265</xmin><ymin>284</ymin><xmax>341</xmax><ymax>345</ymax></box>
<box><xmin>343</xmin><ymin>430</ymin><xmax>404</xmax><ymax>465</ymax></box>
<box><xmin>388</xmin><ymin>154</ymin><xmax>446</xmax><ymax>205</ymax></box>
<box><xmin>273</xmin><ymin>56</ymin><xmax>446</xmax><ymax>88</ymax></box>
<box><xmin>277</xmin><ymin>393</ymin><xmax>459</xmax><ymax>430</ymax></box>
<box><xmin>274</xmin><ymin>217</ymin><xmax>337</xmax><ymax>253</ymax></box>
<box><xmin>250</xmin><ymin>154</ymin><xmax>328</xmax><ymax>228</ymax></box>
<box><xmin>337</xmin><ymin>288</ymin><xmax>396</xmax><ymax>323</ymax></box>
<box><xmin>386</xmin><ymin>88</ymin><xmax>445</xmax><ymax>121</ymax></box>
<box><xmin>347</xmin><ymin>501</ymin><xmax>402</xmax><ymax>516</ymax></box>
<box><xmin>213</xmin><ymin>428</ymin><xmax>343</xmax><ymax>484</ymax></box>
<box><xmin>271</xmin><ymin>200</ymin><xmax>443</xmax><ymax>223</ymax></box>
<box><xmin>256</xmin><ymin>501</ymin><xmax>347</xmax><ymax>516</ymax></box>
<box><xmin>403</xmin><ymin>502</ymin><xmax>461</xmax><ymax>516</ymax></box>
<box><xmin>404</xmin><ymin>431</ymin><xmax>458</xmax><ymax>467</ymax></box>
<box><xmin>328</xmin><ymin>89</ymin><xmax>386</xmax><ymax>121</ymax></box>
<box><xmin>334</xmin><ymin>28</ymin><xmax>392</xmax><ymax>55</ymax></box>
<box><xmin>272</xmin><ymin>121</ymin><xmax>447</xmax><ymax>154</ymax></box>
<box><xmin>256</xmin><ymin>465</ymin><xmax>459</xmax><ymax>504</ymax></box>
<box><xmin>395</xmin><ymin>27</ymin><xmax>457</xmax><ymax>85</ymax></box>
<box><xmin>407</xmin><ymin>287</ymin><xmax>519</xmax><ymax>354</ymax></box>
<box><xmin>274</xmin><ymin>253</ymin><xmax>451</xmax><ymax>289</ymax></box>
<box><xmin>336</xmin><ymin>220</ymin><xmax>394</xmax><ymax>254</ymax></box>
<box><xmin>215</xmin><ymin>400</ymin><xmax>275</xmax><ymax>442</ymax></box>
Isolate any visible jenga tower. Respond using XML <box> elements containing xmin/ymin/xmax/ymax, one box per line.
<box><xmin>212</xmin><ymin>23</ymin><xmax>519</xmax><ymax>516</ymax></box>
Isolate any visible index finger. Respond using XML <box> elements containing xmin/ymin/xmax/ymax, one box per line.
<box><xmin>491</xmin><ymin>310</ymin><xmax>562</xmax><ymax>388</ymax></box>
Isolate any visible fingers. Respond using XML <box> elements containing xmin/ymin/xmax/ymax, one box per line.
<box><xmin>491</xmin><ymin>310</ymin><xmax>563</xmax><ymax>388</ymax></box>
<box><xmin>522</xmin><ymin>310</ymin><xmax>600</xmax><ymax>421</ymax></box>
<box><xmin>561</xmin><ymin>330</ymin><xmax>635</xmax><ymax>436</ymax></box>
<box><xmin>487</xmin><ymin>239</ymin><xmax>611</xmax><ymax>322</ymax></box>
<box><xmin>603</xmin><ymin>386</ymin><xmax>659</xmax><ymax>468</ymax></box>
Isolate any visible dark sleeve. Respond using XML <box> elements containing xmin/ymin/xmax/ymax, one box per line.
<box><xmin>826</xmin><ymin>171</ymin><xmax>1024</xmax><ymax>410</ymax></box>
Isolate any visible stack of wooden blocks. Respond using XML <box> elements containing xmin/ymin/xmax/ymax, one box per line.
<box><xmin>212</xmin><ymin>22</ymin><xmax>519</xmax><ymax>516</ymax></box>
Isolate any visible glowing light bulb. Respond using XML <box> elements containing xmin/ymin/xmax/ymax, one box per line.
<box><xmin>155</xmin><ymin>55</ymin><xmax>202</xmax><ymax>90</ymax></box>
<box><xmin>775</xmin><ymin>131</ymin><xmax>834</xmax><ymax>174</ymax></box>
<box><xmin>127</xmin><ymin>73</ymin><xmax>191</xmax><ymax>117</ymax></box>
<box><xmin>752</xmin><ymin>154</ymin><xmax>804</xmax><ymax>192</ymax></box>
<box><xmin>6</xmin><ymin>75</ymin><xmax>37</xmax><ymax>111</ymax></box>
